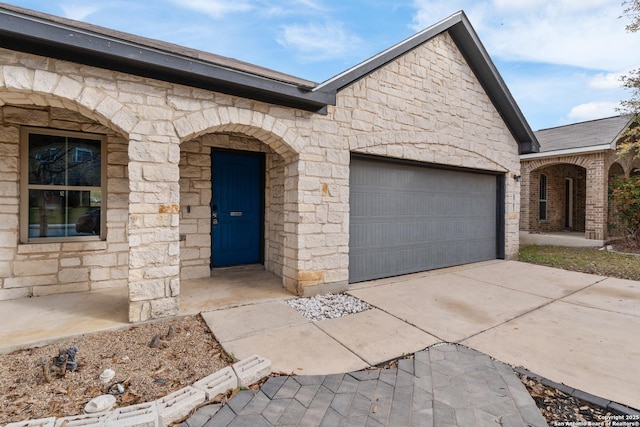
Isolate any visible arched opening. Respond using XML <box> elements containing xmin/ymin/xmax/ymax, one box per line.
<box><xmin>529</xmin><ymin>163</ymin><xmax>586</xmax><ymax>233</ymax></box>
<box><xmin>0</xmin><ymin>97</ymin><xmax>131</xmax><ymax>320</ymax></box>
<box><xmin>179</xmin><ymin>130</ymin><xmax>291</xmax><ymax>283</ymax></box>
<box><xmin>608</xmin><ymin>162</ymin><xmax>625</xmax><ymax>179</ymax></box>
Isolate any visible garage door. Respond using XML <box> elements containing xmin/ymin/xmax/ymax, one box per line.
<box><xmin>349</xmin><ymin>156</ymin><xmax>501</xmax><ymax>283</ymax></box>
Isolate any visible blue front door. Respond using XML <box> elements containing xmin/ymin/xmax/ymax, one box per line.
<box><xmin>211</xmin><ymin>152</ymin><xmax>263</xmax><ymax>267</ymax></box>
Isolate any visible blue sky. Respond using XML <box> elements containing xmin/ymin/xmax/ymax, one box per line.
<box><xmin>5</xmin><ymin>0</ymin><xmax>639</xmax><ymax>130</ymax></box>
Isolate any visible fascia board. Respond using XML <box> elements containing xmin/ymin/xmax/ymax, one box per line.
<box><xmin>0</xmin><ymin>7</ymin><xmax>334</xmax><ymax>112</ymax></box>
<box><xmin>520</xmin><ymin>144</ymin><xmax>612</xmax><ymax>160</ymax></box>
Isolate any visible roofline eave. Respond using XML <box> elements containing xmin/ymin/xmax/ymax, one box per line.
<box><xmin>0</xmin><ymin>7</ymin><xmax>334</xmax><ymax>112</ymax></box>
<box><xmin>611</xmin><ymin>114</ymin><xmax>636</xmax><ymax>149</ymax></box>
<box><xmin>520</xmin><ymin>144</ymin><xmax>613</xmax><ymax>160</ymax></box>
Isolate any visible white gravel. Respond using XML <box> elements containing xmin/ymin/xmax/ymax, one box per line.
<box><xmin>287</xmin><ymin>293</ymin><xmax>372</xmax><ymax>322</ymax></box>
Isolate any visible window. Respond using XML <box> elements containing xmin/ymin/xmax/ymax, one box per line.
<box><xmin>539</xmin><ymin>174</ymin><xmax>547</xmax><ymax>221</ymax></box>
<box><xmin>20</xmin><ymin>128</ymin><xmax>105</xmax><ymax>242</ymax></box>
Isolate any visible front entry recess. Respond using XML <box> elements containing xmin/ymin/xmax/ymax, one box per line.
<box><xmin>211</xmin><ymin>152</ymin><xmax>263</xmax><ymax>267</ymax></box>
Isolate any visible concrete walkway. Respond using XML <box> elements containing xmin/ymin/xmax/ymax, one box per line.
<box><xmin>201</xmin><ymin>260</ymin><xmax>640</xmax><ymax>411</ymax></box>
<box><xmin>1</xmin><ymin>260</ymin><xmax>639</xmax><ymax>425</ymax></box>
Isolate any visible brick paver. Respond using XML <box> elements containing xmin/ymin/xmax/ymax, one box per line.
<box><xmin>180</xmin><ymin>344</ymin><xmax>547</xmax><ymax>426</ymax></box>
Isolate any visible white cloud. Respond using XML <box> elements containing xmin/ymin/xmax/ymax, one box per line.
<box><xmin>493</xmin><ymin>0</ymin><xmax>611</xmax><ymax>13</ymax></box>
<box><xmin>411</xmin><ymin>0</ymin><xmax>638</xmax><ymax>72</ymax></box>
<box><xmin>59</xmin><ymin>3</ymin><xmax>100</xmax><ymax>21</ymax></box>
<box><xmin>293</xmin><ymin>0</ymin><xmax>326</xmax><ymax>10</ymax></box>
<box><xmin>168</xmin><ymin>0</ymin><xmax>253</xmax><ymax>18</ymax></box>
<box><xmin>261</xmin><ymin>0</ymin><xmax>327</xmax><ymax>17</ymax></box>
<box><xmin>568</xmin><ymin>101</ymin><xmax>621</xmax><ymax>121</ymax></box>
<box><xmin>277</xmin><ymin>22</ymin><xmax>362</xmax><ymax>61</ymax></box>
<box><xmin>410</xmin><ymin>0</ymin><xmax>475</xmax><ymax>31</ymax></box>
<box><xmin>491</xmin><ymin>0</ymin><xmax>548</xmax><ymax>11</ymax></box>
<box><xmin>589</xmin><ymin>72</ymin><xmax>626</xmax><ymax>90</ymax></box>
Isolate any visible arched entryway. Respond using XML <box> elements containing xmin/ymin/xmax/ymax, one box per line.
<box><xmin>179</xmin><ymin>128</ymin><xmax>295</xmax><ymax>290</ymax></box>
<box><xmin>0</xmin><ymin>93</ymin><xmax>133</xmax><ymax>318</ymax></box>
<box><xmin>528</xmin><ymin>163</ymin><xmax>586</xmax><ymax>233</ymax></box>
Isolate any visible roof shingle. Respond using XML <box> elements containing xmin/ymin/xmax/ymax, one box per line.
<box><xmin>534</xmin><ymin>115</ymin><xmax>633</xmax><ymax>153</ymax></box>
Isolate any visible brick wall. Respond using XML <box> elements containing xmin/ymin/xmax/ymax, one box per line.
<box><xmin>527</xmin><ymin>164</ymin><xmax>586</xmax><ymax>233</ymax></box>
<box><xmin>520</xmin><ymin>150</ymin><xmax>638</xmax><ymax>241</ymax></box>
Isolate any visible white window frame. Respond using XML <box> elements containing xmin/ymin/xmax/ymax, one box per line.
<box><xmin>539</xmin><ymin>174</ymin><xmax>548</xmax><ymax>221</ymax></box>
<box><xmin>565</xmin><ymin>177</ymin><xmax>573</xmax><ymax>228</ymax></box>
<box><xmin>20</xmin><ymin>127</ymin><xmax>106</xmax><ymax>243</ymax></box>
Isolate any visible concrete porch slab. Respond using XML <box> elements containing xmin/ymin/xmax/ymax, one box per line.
<box><xmin>180</xmin><ymin>268</ymin><xmax>292</xmax><ymax>315</ymax></box>
<box><xmin>314</xmin><ymin>308</ymin><xmax>441</xmax><ymax>366</ymax></box>
<box><xmin>562</xmin><ymin>277</ymin><xmax>640</xmax><ymax>317</ymax></box>
<box><xmin>462</xmin><ymin>301</ymin><xmax>640</xmax><ymax>409</ymax></box>
<box><xmin>454</xmin><ymin>260</ymin><xmax>606</xmax><ymax>299</ymax></box>
<box><xmin>201</xmin><ymin>300</ymin><xmax>308</xmax><ymax>342</ymax></box>
<box><xmin>217</xmin><ymin>323</ymin><xmax>368</xmax><ymax>376</ymax></box>
<box><xmin>520</xmin><ymin>230</ymin><xmax>604</xmax><ymax>247</ymax></box>
<box><xmin>349</xmin><ymin>271</ymin><xmax>551</xmax><ymax>342</ymax></box>
<box><xmin>0</xmin><ymin>287</ymin><xmax>129</xmax><ymax>354</ymax></box>
<box><xmin>0</xmin><ymin>267</ymin><xmax>294</xmax><ymax>354</ymax></box>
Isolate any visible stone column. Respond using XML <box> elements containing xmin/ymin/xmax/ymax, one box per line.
<box><xmin>0</xmin><ymin>125</ymin><xmax>19</xmax><ymax>301</ymax></box>
<box><xmin>294</xmin><ymin>149</ymin><xmax>350</xmax><ymax>297</ymax></box>
<box><xmin>281</xmin><ymin>159</ymin><xmax>300</xmax><ymax>294</ymax></box>
<box><xmin>127</xmin><ymin>137</ymin><xmax>181</xmax><ymax>322</ymax></box>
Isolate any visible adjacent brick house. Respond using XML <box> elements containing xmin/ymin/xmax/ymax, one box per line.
<box><xmin>0</xmin><ymin>4</ymin><xmax>538</xmax><ymax>322</ymax></box>
<box><xmin>520</xmin><ymin>115</ymin><xmax>638</xmax><ymax>243</ymax></box>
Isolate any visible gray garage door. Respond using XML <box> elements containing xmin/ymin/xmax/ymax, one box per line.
<box><xmin>349</xmin><ymin>157</ymin><xmax>500</xmax><ymax>283</ymax></box>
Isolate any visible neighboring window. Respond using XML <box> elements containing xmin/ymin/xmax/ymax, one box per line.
<box><xmin>539</xmin><ymin>174</ymin><xmax>547</xmax><ymax>221</ymax></box>
<box><xmin>21</xmin><ymin>128</ymin><xmax>105</xmax><ymax>242</ymax></box>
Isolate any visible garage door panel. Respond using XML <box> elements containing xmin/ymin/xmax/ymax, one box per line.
<box><xmin>349</xmin><ymin>157</ymin><xmax>499</xmax><ymax>283</ymax></box>
<box><xmin>352</xmin><ymin>191</ymin><xmax>494</xmax><ymax>217</ymax></box>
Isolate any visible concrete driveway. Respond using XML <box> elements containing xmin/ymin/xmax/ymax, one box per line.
<box><xmin>203</xmin><ymin>260</ymin><xmax>640</xmax><ymax>410</ymax></box>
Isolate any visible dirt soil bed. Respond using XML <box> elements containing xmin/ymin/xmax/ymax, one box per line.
<box><xmin>609</xmin><ymin>238</ymin><xmax>640</xmax><ymax>256</ymax></box>
<box><xmin>0</xmin><ymin>310</ymin><xmax>634</xmax><ymax>425</ymax></box>
<box><xmin>0</xmin><ymin>314</ymin><xmax>230</xmax><ymax>424</ymax></box>
<box><xmin>519</xmin><ymin>374</ymin><xmax>617</xmax><ymax>425</ymax></box>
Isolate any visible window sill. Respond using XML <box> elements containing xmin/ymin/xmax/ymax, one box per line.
<box><xmin>18</xmin><ymin>239</ymin><xmax>107</xmax><ymax>254</ymax></box>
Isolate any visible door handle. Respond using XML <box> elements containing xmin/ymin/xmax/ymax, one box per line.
<box><xmin>212</xmin><ymin>212</ymin><xmax>218</xmax><ymax>225</ymax></box>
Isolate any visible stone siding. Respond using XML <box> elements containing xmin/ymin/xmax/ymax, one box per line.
<box><xmin>178</xmin><ymin>133</ymin><xmax>286</xmax><ymax>280</ymax></box>
<box><xmin>333</xmin><ymin>33</ymin><xmax>521</xmax><ymax>260</ymax></box>
<box><xmin>0</xmin><ymin>105</ymin><xmax>129</xmax><ymax>301</ymax></box>
<box><xmin>0</xmin><ymin>28</ymin><xmax>523</xmax><ymax>320</ymax></box>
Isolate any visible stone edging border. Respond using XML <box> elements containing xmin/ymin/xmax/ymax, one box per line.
<box><xmin>514</xmin><ymin>366</ymin><xmax>640</xmax><ymax>417</ymax></box>
<box><xmin>2</xmin><ymin>355</ymin><xmax>272</xmax><ymax>427</ymax></box>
